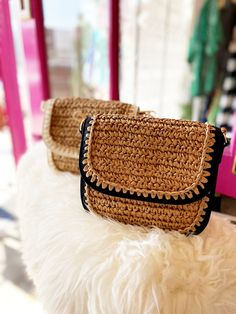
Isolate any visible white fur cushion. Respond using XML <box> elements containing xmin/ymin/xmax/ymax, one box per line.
<box><xmin>17</xmin><ymin>143</ymin><xmax>236</xmax><ymax>314</ymax></box>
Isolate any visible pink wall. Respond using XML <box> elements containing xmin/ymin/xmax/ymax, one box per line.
<box><xmin>216</xmin><ymin>113</ymin><xmax>236</xmax><ymax>198</ymax></box>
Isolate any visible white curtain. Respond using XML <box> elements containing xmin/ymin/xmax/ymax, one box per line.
<box><xmin>120</xmin><ymin>0</ymin><xmax>195</xmax><ymax>118</ymax></box>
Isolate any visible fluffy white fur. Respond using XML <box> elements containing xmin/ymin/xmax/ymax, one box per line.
<box><xmin>16</xmin><ymin>143</ymin><xmax>236</xmax><ymax>314</ymax></box>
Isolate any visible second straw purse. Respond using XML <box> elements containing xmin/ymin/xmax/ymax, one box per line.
<box><xmin>42</xmin><ymin>97</ymin><xmax>139</xmax><ymax>173</ymax></box>
<box><xmin>79</xmin><ymin>114</ymin><xmax>228</xmax><ymax>235</ymax></box>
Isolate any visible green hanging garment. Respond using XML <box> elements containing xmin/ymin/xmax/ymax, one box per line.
<box><xmin>188</xmin><ymin>0</ymin><xmax>224</xmax><ymax>97</ymax></box>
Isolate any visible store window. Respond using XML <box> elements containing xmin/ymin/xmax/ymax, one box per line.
<box><xmin>120</xmin><ymin>0</ymin><xmax>195</xmax><ymax>117</ymax></box>
<box><xmin>43</xmin><ymin>0</ymin><xmax>109</xmax><ymax>99</ymax></box>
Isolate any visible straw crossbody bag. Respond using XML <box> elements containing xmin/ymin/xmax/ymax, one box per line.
<box><xmin>42</xmin><ymin>97</ymin><xmax>139</xmax><ymax>173</ymax></box>
<box><xmin>79</xmin><ymin>114</ymin><xmax>229</xmax><ymax>235</ymax></box>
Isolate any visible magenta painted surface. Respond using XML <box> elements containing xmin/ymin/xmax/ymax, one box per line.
<box><xmin>216</xmin><ymin>113</ymin><xmax>236</xmax><ymax>198</ymax></box>
<box><xmin>22</xmin><ymin>19</ymin><xmax>44</xmax><ymax>137</ymax></box>
<box><xmin>30</xmin><ymin>0</ymin><xmax>50</xmax><ymax>100</ymax></box>
<box><xmin>0</xmin><ymin>0</ymin><xmax>27</xmax><ymax>163</ymax></box>
<box><xmin>109</xmin><ymin>0</ymin><xmax>120</xmax><ymax>100</ymax></box>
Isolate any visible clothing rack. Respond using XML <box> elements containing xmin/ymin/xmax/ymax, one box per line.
<box><xmin>188</xmin><ymin>0</ymin><xmax>236</xmax><ymax>197</ymax></box>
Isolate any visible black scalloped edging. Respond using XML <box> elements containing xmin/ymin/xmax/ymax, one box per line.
<box><xmin>80</xmin><ymin>176</ymin><xmax>212</xmax><ymax>236</ymax></box>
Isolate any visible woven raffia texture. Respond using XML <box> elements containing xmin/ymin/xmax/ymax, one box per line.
<box><xmin>42</xmin><ymin>97</ymin><xmax>138</xmax><ymax>173</ymax></box>
<box><xmin>81</xmin><ymin>115</ymin><xmax>216</xmax><ymax>233</ymax></box>
<box><xmin>85</xmin><ymin>186</ymin><xmax>209</xmax><ymax>233</ymax></box>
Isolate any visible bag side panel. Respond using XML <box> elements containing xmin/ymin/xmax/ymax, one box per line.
<box><xmin>51</xmin><ymin>153</ymin><xmax>80</xmax><ymax>174</ymax></box>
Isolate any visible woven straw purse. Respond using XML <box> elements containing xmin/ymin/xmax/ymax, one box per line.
<box><xmin>42</xmin><ymin>97</ymin><xmax>139</xmax><ymax>173</ymax></box>
<box><xmin>79</xmin><ymin>114</ymin><xmax>229</xmax><ymax>235</ymax></box>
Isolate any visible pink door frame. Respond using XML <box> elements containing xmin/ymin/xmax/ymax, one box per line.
<box><xmin>0</xmin><ymin>0</ymin><xmax>27</xmax><ymax>163</ymax></box>
<box><xmin>109</xmin><ymin>0</ymin><xmax>120</xmax><ymax>100</ymax></box>
<box><xmin>22</xmin><ymin>19</ymin><xmax>45</xmax><ymax>138</ymax></box>
<box><xmin>29</xmin><ymin>0</ymin><xmax>50</xmax><ymax>100</ymax></box>
<box><xmin>22</xmin><ymin>0</ymin><xmax>50</xmax><ymax>139</ymax></box>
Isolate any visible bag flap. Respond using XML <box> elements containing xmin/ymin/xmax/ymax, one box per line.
<box><xmin>80</xmin><ymin>115</ymin><xmax>224</xmax><ymax>204</ymax></box>
<box><xmin>42</xmin><ymin>97</ymin><xmax>139</xmax><ymax>159</ymax></box>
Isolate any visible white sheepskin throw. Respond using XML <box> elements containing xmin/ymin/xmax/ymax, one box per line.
<box><xmin>17</xmin><ymin>143</ymin><xmax>236</xmax><ymax>314</ymax></box>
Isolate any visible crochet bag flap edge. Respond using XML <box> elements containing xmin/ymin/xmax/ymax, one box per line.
<box><xmin>79</xmin><ymin>115</ymin><xmax>226</xmax><ymax>205</ymax></box>
<box><xmin>42</xmin><ymin>98</ymin><xmax>139</xmax><ymax>160</ymax></box>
